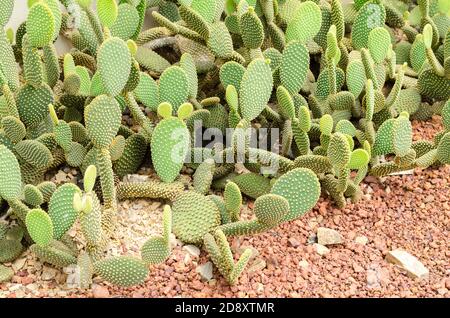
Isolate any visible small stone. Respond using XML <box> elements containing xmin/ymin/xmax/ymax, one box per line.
<box><xmin>288</xmin><ymin>238</ymin><xmax>301</xmax><ymax>248</ymax></box>
<box><xmin>317</xmin><ymin>227</ymin><xmax>344</xmax><ymax>245</ymax></box>
<box><xmin>355</xmin><ymin>236</ymin><xmax>369</xmax><ymax>245</ymax></box>
<box><xmin>307</xmin><ymin>234</ymin><xmax>317</xmax><ymax>245</ymax></box>
<box><xmin>247</xmin><ymin>258</ymin><xmax>267</xmax><ymax>274</ymax></box>
<box><xmin>41</xmin><ymin>266</ymin><xmax>57</xmax><ymax>281</ymax></box>
<box><xmin>11</xmin><ymin>258</ymin><xmax>27</xmax><ymax>272</ymax></box>
<box><xmin>92</xmin><ymin>284</ymin><xmax>110</xmax><ymax>298</ymax></box>
<box><xmin>183</xmin><ymin>245</ymin><xmax>201</xmax><ymax>258</ymax></box>
<box><xmin>314</xmin><ymin>243</ymin><xmax>330</xmax><ymax>256</ymax></box>
<box><xmin>298</xmin><ymin>260</ymin><xmax>309</xmax><ymax>268</ymax></box>
<box><xmin>386</xmin><ymin>249</ymin><xmax>429</xmax><ymax>279</ymax></box>
<box><xmin>196</xmin><ymin>262</ymin><xmax>213</xmax><ymax>281</ymax></box>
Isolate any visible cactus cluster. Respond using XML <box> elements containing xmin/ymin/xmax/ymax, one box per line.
<box><xmin>0</xmin><ymin>0</ymin><xmax>449</xmax><ymax>289</ymax></box>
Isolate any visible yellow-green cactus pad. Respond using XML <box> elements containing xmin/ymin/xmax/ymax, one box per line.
<box><xmin>292</xmin><ymin>155</ymin><xmax>333</xmax><ymax>174</ymax></box>
<box><xmin>231</xmin><ymin>173</ymin><xmax>272</xmax><ymax>199</ymax></box>
<box><xmin>17</xmin><ymin>83</ymin><xmax>54</xmax><ymax>128</ymax></box>
<box><xmin>240</xmin><ymin>7</ymin><xmax>264</xmax><ymax>49</ymax></box>
<box><xmin>97</xmin><ymin>0</ymin><xmax>119</xmax><ymax>27</ymax></box>
<box><xmin>327</xmin><ymin>132</ymin><xmax>351</xmax><ymax>168</ymax></box>
<box><xmin>30</xmin><ymin>240</ymin><xmax>77</xmax><ymax>268</ymax></box>
<box><xmin>207</xmin><ymin>21</ymin><xmax>234</xmax><ymax>59</ymax></box>
<box><xmin>79</xmin><ymin>192</ymin><xmax>103</xmax><ymax>247</ymax></box>
<box><xmin>26</xmin><ymin>2</ymin><xmax>55</xmax><ymax>48</ymax></box>
<box><xmin>0</xmin><ymin>0</ymin><xmax>14</xmax><ymax>27</ymax></box>
<box><xmin>24</xmin><ymin>184</ymin><xmax>44</xmax><ymax>207</ymax></box>
<box><xmin>239</xmin><ymin>59</ymin><xmax>273</xmax><ymax>121</ymax></box>
<box><xmin>368</xmin><ymin>27</ymin><xmax>391</xmax><ymax>64</ymax></box>
<box><xmin>220</xmin><ymin>61</ymin><xmax>246</xmax><ymax>92</ymax></box>
<box><xmin>159</xmin><ymin>66</ymin><xmax>189</xmax><ymax>112</ymax></box>
<box><xmin>351</xmin><ymin>1</ymin><xmax>386</xmax><ymax>50</ymax></box>
<box><xmin>285</xmin><ymin>1</ymin><xmax>322</xmax><ymax>44</ymax></box>
<box><xmin>436</xmin><ymin>132</ymin><xmax>450</xmax><ymax>164</ymax></box>
<box><xmin>14</xmin><ymin>140</ymin><xmax>53</xmax><ymax>169</ymax></box>
<box><xmin>1</xmin><ymin>116</ymin><xmax>26</xmax><ymax>143</ymax></box>
<box><xmin>0</xmin><ymin>239</ymin><xmax>23</xmax><ymax>263</ymax></box>
<box><xmin>84</xmin><ymin>95</ymin><xmax>122</xmax><ymax>148</ymax></box>
<box><xmin>191</xmin><ymin>0</ymin><xmax>224</xmax><ymax>23</ymax></box>
<box><xmin>179</xmin><ymin>4</ymin><xmax>210</xmax><ymax>39</ymax></box>
<box><xmin>254</xmin><ymin>193</ymin><xmax>289</xmax><ymax>226</ymax></box>
<box><xmin>110</xmin><ymin>3</ymin><xmax>140</xmax><ymax>40</ymax></box>
<box><xmin>97</xmin><ymin>37</ymin><xmax>131</xmax><ymax>96</ymax></box>
<box><xmin>270</xmin><ymin>167</ymin><xmax>321</xmax><ymax>221</ymax></box>
<box><xmin>114</xmin><ymin>133</ymin><xmax>148</xmax><ymax>178</ymax></box>
<box><xmin>94</xmin><ymin>256</ymin><xmax>149</xmax><ymax>287</ymax></box>
<box><xmin>373</xmin><ymin>118</ymin><xmax>395</xmax><ymax>155</ymax></box>
<box><xmin>151</xmin><ymin>117</ymin><xmax>190</xmax><ymax>183</ymax></box>
<box><xmin>0</xmin><ymin>264</ymin><xmax>13</xmax><ymax>283</ymax></box>
<box><xmin>48</xmin><ymin>183</ymin><xmax>82</xmax><ymax>240</ymax></box>
<box><xmin>410</xmin><ymin>34</ymin><xmax>427</xmax><ymax>73</ymax></box>
<box><xmin>141</xmin><ymin>237</ymin><xmax>170</xmax><ymax>265</ymax></box>
<box><xmin>180</xmin><ymin>53</ymin><xmax>199</xmax><ymax>100</ymax></box>
<box><xmin>172</xmin><ymin>192</ymin><xmax>221</xmax><ymax>244</ymax></box>
<box><xmin>280</xmin><ymin>41</ymin><xmax>309</xmax><ymax>95</ymax></box>
<box><xmin>393</xmin><ymin>115</ymin><xmax>412</xmax><ymax>157</ymax></box>
<box><xmin>418</xmin><ymin>69</ymin><xmax>450</xmax><ymax>101</ymax></box>
<box><xmin>25</xmin><ymin>208</ymin><xmax>54</xmax><ymax>247</ymax></box>
<box><xmin>348</xmin><ymin>149</ymin><xmax>370</xmax><ymax>169</ymax></box>
<box><xmin>0</xmin><ymin>146</ymin><xmax>21</xmax><ymax>200</ymax></box>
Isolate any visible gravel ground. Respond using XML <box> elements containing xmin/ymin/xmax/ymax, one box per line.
<box><xmin>1</xmin><ymin>116</ymin><xmax>448</xmax><ymax>298</ymax></box>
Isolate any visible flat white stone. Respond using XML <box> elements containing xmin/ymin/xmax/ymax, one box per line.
<box><xmin>386</xmin><ymin>249</ymin><xmax>429</xmax><ymax>279</ymax></box>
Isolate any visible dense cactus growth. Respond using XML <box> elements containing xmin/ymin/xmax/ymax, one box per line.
<box><xmin>0</xmin><ymin>0</ymin><xmax>449</xmax><ymax>289</ymax></box>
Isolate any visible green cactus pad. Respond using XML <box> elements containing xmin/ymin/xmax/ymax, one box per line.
<box><xmin>141</xmin><ymin>237</ymin><xmax>170</xmax><ymax>265</ymax></box>
<box><xmin>17</xmin><ymin>83</ymin><xmax>54</xmax><ymax>128</ymax></box>
<box><xmin>30</xmin><ymin>240</ymin><xmax>77</xmax><ymax>268</ymax></box>
<box><xmin>14</xmin><ymin>140</ymin><xmax>53</xmax><ymax>169</ymax></box>
<box><xmin>159</xmin><ymin>66</ymin><xmax>189</xmax><ymax>112</ymax></box>
<box><xmin>94</xmin><ymin>256</ymin><xmax>149</xmax><ymax>287</ymax></box>
<box><xmin>97</xmin><ymin>37</ymin><xmax>131</xmax><ymax>96</ymax></box>
<box><xmin>110</xmin><ymin>3</ymin><xmax>140</xmax><ymax>40</ymax></box>
<box><xmin>0</xmin><ymin>239</ymin><xmax>23</xmax><ymax>263</ymax></box>
<box><xmin>97</xmin><ymin>0</ymin><xmax>119</xmax><ymax>27</ymax></box>
<box><xmin>436</xmin><ymin>132</ymin><xmax>450</xmax><ymax>164</ymax></box>
<box><xmin>48</xmin><ymin>183</ymin><xmax>82</xmax><ymax>240</ymax></box>
<box><xmin>373</xmin><ymin>118</ymin><xmax>395</xmax><ymax>156</ymax></box>
<box><xmin>79</xmin><ymin>193</ymin><xmax>103</xmax><ymax>247</ymax></box>
<box><xmin>172</xmin><ymin>192</ymin><xmax>221</xmax><ymax>244</ymax></box>
<box><xmin>207</xmin><ymin>21</ymin><xmax>234</xmax><ymax>59</ymax></box>
<box><xmin>151</xmin><ymin>117</ymin><xmax>190</xmax><ymax>183</ymax></box>
<box><xmin>240</xmin><ymin>59</ymin><xmax>273</xmax><ymax>121</ymax></box>
<box><xmin>26</xmin><ymin>2</ymin><xmax>55</xmax><ymax>48</ymax></box>
<box><xmin>1</xmin><ymin>116</ymin><xmax>26</xmax><ymax>143</ymax></box>
<box><xmin>393</xmin><ymin>115</ymin><xmax>412</xmax><ymax>157</ymax></box>
<box><xmin>351</xmin><ymin>1</ymin><xmax>386</xmax><ymax>50</ymax></box>
<box><xmin>368</xmin><ymin>27</ymin><xmax>391</xmax><ymax>64</ymax></box>
<box><xmin>25</xmin><ymin>208</ymin><xmax>54</xmax><ymax>247</ymax></box>
<box><xmin>220</xmin><ymin>61</ymin><xmax>246</xmax><ymax>92</ymax></box>
<box><xmin>114</xmin><ymin>133</ymin><xmax>148</xmax><ymax>178</ymax></box>
<box><xmin>0</xmin><ymin>264</ymin><xmax>13</xmax><ymax>283</ymax></box>
<box><xmin>280</xmin><ymin>41</ymin><xmax>309</xmax><ymax>95</ymax></box>
<box><xmin>24</xmin><ymin>184</ymin><xmax>44</xmax><ymax>207</ymax></box>
<box><xmin>418</xmin><ymin>69</ymin><xmax>450</xmax><ymax>101</ymax></box>
<box><xmin>293</xmin><ymin>155</ymin><xmax>333</xmax><ymax>174</ymax></box>
<box><xmin>270</xmin><ymin>167</ymin><xmax>321</xmax><ymax>221</ymax></box>
<box><xmin>240</xmin><ymin>7</ymin><xmax>264</xmax><ymax>49</ymax></box>
<box><xmin>285</xmin><ymin>1</ymin><xmax>322</xmax><ymax>44</ymax></box>
<box><xmin>231</xmin><ymin>173</ymin><xmax>272</xmax><ymax>199</ymax></box>
<box><xmin>254</xmin><ymin>193</ymin><xmax>289</xmax><ymax>226</ymax></box>
<box><xmin>85</xmin><ymin>95</ymin><xmax>122</xmax><ymax>148</ymax></box>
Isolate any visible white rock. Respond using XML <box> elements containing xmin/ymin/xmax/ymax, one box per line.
<box><xmin>11</xmin><ymin>258</ymin><xmax>27</xmax><ymax>272</ymax></box>
<box><xmin>298</xmin><ymin>260</ymin><xmax>309</xmax><ymax>268</ymax></box>
<box><xmin>386</xmin><ymin>249</ymin><xmax>429</xmax><ymax>279</ymax></box>
<box><xmin>355</xmin><ymin>235</ymin><xmax>369</xmax><ymax>245</ymax></box>
<box><xmin>317</xmin><ymin>227</ymin><xmax>344</xmax><ymax>245</ymax></box>
<box><xmin>41</xmin><ymin>266</ymin><xmax>58</xmax><ymax>281</ymax></box>
<box><xmin>196</xmin><ymin>262</ymin><xmax>213</xmax><ymax>281</ymax></box>
<box><xmin>183</xmin><ymin>245</ymin><xmax>201</xmax><ymax>258</ymax></box>
<box><xmin>314</xmin><ymin>243</ymin><xmax>330</xmax><ymax>256</ymax></box>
